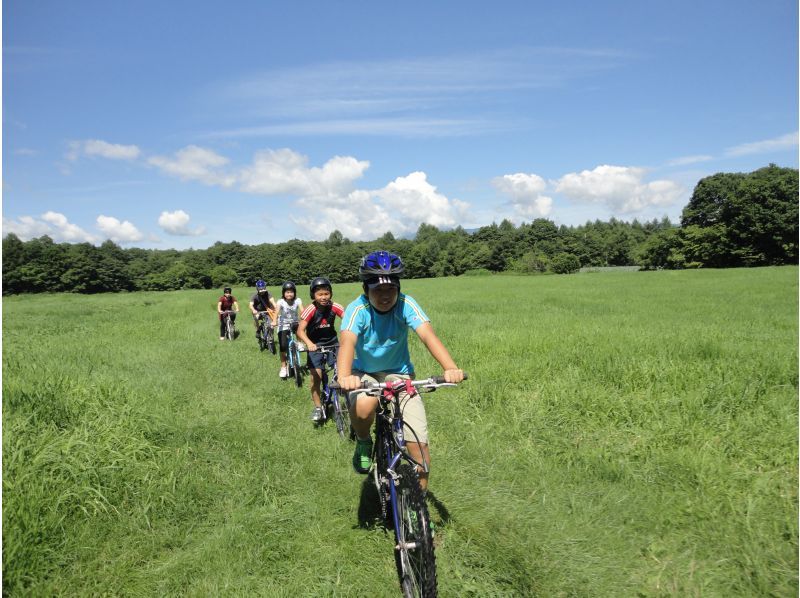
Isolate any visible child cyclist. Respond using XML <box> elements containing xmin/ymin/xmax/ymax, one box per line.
<box><xmin>275</xmin><ymin>281</ymin><xmax>304</xmax><ymax>379</ymax></box>
<box><xmin>337</xmin><ymin>251</ymin><xmax>464</xmax><ymax>492</ymax></box>
<box><xmin>216</xmin><ymin>286</ymin><xmax>240</xmax><ymax>340</ymax></box>
<box><xmin>248</xmin><ymin>279</ymin><xmax>278</xmax><ymax>342</ymax></box>
<box><xmin>297</xmin><ymin>277</ymin><xmax>345</xmax><ymax>423</ymax></box>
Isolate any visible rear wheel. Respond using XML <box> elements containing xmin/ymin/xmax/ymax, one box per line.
<box><xmin>394</xmin><ymin>462</ymin><xmax>437</xmax><ymax>597</ymax></box>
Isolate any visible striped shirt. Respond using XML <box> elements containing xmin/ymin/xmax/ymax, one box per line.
<box><xmin>341</xmin><ymin>293</ymin><xmax>429</xmax><ymax>375</ymax></box>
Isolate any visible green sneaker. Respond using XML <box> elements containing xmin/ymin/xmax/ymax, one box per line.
<box><xmin>352</xmin><ymin>438</ymin><xmax>373</xmax><ymax>474</ymax></box>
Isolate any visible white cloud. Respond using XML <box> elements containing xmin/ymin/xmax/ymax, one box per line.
<box><xmin>291</xmin><ymin>171</ymin><xmax>469</xmax><ymax>241</ymax></box>
<box><xmin>724</xmin><ymin>131</ymin><xmax>799</xmax><ymax>157</ymax></box>
<box><xmin>96</xmin><ymin>215</ymin><xmax>144</xmax><ymax>243</ymax></box>
<box><xmin>239</xmin><ymin>149</ymin><xmax>369</xmax><ymax>196</ymax></box>
<box><xmin>377</xmin><ymin>172</ymin><xmax>469</xmax><ymax>229</ymax></box>
<box><xmin>148</xmin><ymin>145</ymin><xmax>236</xmax><ymax>187</ymax></box>
<box><xmin>292</xmin><ymin>189</ymin><xmax>400</xmax><ymax>241</ymax></box>
<box><xmin>555</xmin><ymin>165</ymin><xmax>684</xmax><ymax>214</ymax></box>
<box><xmin>492</xmin><ymin>173</ymin><xmax>553</xmax><ymax>219</ymax></box>
<box><xmin>67</xmin><ymin>139</ymin><xmax>141</xmax><ymax>161</ymax></box>
<box><xmin>665</xmin><ymin>154</ymin><xmax>713</xmax><ymax>167</ymax></box>
<box><xmin>158</xmin><ymin>210</ymin><xmax>206</xmax><ymax>236</ymax></box>
<box><xmin>3</xmin><ymin>212</ymin><xmax>98</xmax><ymax>242</ymax></box>
<box><xmin>211</xmin><ymin>47</ymin><xmax>628</xmax><ymax>138</ymax></box>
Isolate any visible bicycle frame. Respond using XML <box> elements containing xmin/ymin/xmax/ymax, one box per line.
<box><xmin>221</xmin><ymin>310</ymin><xmax>236</xmax><ymax>340</ymax></box>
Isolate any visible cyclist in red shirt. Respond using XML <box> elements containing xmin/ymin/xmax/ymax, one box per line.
<box><xmin>297</xmin><ymin>277</ymin><xmax>345</xmax><ymax>422</ymax></box>
<box><xmin>216</xmin><ymin>286</ymin><xmax>240</xmax><ymax>340</ymax></box>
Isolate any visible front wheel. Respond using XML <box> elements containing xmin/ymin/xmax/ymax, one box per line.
<box><xmin>394</xmin><ymin>462</ymin><xmax>437</xmax><ymax>598</ymax></box>
<box><xmin>292</xmin><ymin>347</ymin><xmax>303</xmax><ymax>387</ymax></box>
<box><xmin>332</xmin><ymin>390</ymin><xmax>351</xmax><ymax>440</ymax></box>
<box><xmin>266</xmin><ymin>329</ymin><xmax>276</xmax><ymax>355</ymax></box>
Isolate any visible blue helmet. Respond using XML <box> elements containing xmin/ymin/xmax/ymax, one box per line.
<box><xmin>358</xmin><ymin>251</ymin><xmax>404</xmax><ymax>281</ymax></box>
<box><xmin>255</xmin><ymin>279</ymin><xmax>267</xmax><ymax>291</ymax></box>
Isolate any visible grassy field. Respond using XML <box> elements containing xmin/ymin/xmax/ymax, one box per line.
<box><xmin>3</xmin><ymin>267</ymin><xmax>797</xmax><ymax>596</ymax></box>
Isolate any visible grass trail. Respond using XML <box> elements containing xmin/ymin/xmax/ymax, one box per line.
<box><xmin>4</xmin><ymin>267</ymin><xmax>797</xmax><ymax>595</ymax></box>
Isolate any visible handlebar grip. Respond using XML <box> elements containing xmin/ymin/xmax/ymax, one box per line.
<box><xmin>431</xmin><ymin>372</ymin><xmax>469</xmax><ymax>384</ymax></box>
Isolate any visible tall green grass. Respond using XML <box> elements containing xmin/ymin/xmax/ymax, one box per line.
<box><xmin>4</xmin><ymin>268</ymin><xmax>797</xmax><ymax>596</ymax></box>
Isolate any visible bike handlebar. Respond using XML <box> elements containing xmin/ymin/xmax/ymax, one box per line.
<box><xmin>330</xmin><ymin>372</ymin><xmax>468</xmax><ymax>391</ymax></box>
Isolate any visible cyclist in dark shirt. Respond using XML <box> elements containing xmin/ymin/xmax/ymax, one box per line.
<box><xmin>248</xmin><ymin>279</ymin><xmax>278</xmax><ymax>340</ymax></box>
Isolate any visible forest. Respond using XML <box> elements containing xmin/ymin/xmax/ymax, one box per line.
<box><xmin>3</xmin><ymin>165</ymin><xmax>796</xmax><ymax>294</ymax></box>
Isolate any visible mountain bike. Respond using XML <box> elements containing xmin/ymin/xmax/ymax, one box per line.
<box><xmin>221</xmin><ymin>310</ymin><xmax>236</xmax><ymax>341</ymax></box>
<box><xmin>334</xmin><ymin>374</ymin><xmax>467</xmax><ymax>597</ymax></box>
<box><xmin>313</xmin><ymin>346</ymin><xmax>351</xmax><ymax>439</ymax></box>
<box><xmin>256</xmin><ymin>311</ymin><xmax>276</xmax><ymax>354</ymax></box>
<box><xmin>285</xmin><ymin>328</ymin><xmax>304</xmax><ymax>388</ymax></box>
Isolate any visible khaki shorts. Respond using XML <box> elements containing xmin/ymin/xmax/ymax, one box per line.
<box><xmin>354</xmin><ymin>371</ymin><xmax>429</xmax><ymax>445</ymax></box>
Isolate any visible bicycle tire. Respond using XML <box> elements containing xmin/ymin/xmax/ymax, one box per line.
<box><xmin>226</xmin><ymin>317</ymin><xmax>234</xmax><ymax>341</ymax></box>
<box><xmin>292</xmin><ymin>347</ymin><xmax>303</xmax><ymax>387</ymax></box>
<box><xmin>267</xmin><ymin>329</ymin><xmax>276</xmax><ymax>355</ymax></box>
<box><xmin>332</xmin><ymin>389</ymin><xmax>351</xmax><ymax>440</ymax></box>
<box><xmin>394</xmin><ymin>462</ymin><xmax>437</xmax><ymax>598</ymax></box>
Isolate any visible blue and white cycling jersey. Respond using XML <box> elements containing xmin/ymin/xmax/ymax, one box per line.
<box><xmin>341</xmin><ymin>293</ymin><xmax>429</xmax><ymax>375</ymax></box>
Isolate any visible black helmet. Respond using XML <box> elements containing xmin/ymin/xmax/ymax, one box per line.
<box><xmin>359</xmin><ymin>251</ymin><xmax>404</xmax><ymax>281</ymax></box>
<box><xmin>223</xmin><ymin>286</ymin><xmax>232</xmax><ymax>294</ymax></box>
<box><xmin>282</xmin><ymin>281</ymin><xmax>296</xmax><ymax>293</ymax></box>
<box><xmin>309</xmin><ymin>276</ymin><xmax>332</xmax><ymax>299</ymax></box>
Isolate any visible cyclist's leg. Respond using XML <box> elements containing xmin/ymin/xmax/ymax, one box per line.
<box><xmin>219</xmin><ymin>316</ymin><xmax>226</xmax><ymax>339</ymax></box>
<box><xmin>278</xmin><ymin>330</ymin><xmax>289</xmax><ymax>366</ymax></box>
<box><xmin>389</xmin><ymin>375</ymin><xmax>431</xmax><ymax>492</ymax></box>
<box><xmin>308</xmin><ymin>366</ymin><xmax>324</xmax><ymax>409</ymax></box>
<box><xmin>350</xmin><ymin>371</ymin><xmax>380</xmax><ymax>439</ymax></box>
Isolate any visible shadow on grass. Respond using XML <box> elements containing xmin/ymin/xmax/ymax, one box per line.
<box><xmin>356</xmin><ymin>476</ymin><xmax>386</xmax><ymax>530</ymax></box>
<box><xmin>426</xmin><ymin>490</ymin><xmax>452</xmax><ymax>525</ymax></box>
<box><xmin>355</xmin><ymin>478</ymin><xmax>453</xmax><ymax>531</ymax></box>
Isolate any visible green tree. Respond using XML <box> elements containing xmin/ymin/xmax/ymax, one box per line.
<box><xmin>549</xmin><ymin>253</ymin><xmax>581</xmax><ymax>274</ymax></box>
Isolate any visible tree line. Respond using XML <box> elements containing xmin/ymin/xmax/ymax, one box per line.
<box><xmin>3</xmin><ymin>165</ymin><xmax>796</xmax><ymax>295</ymax></box>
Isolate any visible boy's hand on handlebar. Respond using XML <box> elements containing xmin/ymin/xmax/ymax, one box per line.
<box><xmin>338</xmin><ymin>375</ymin><xmax>363</xmax><ymax>391</ymax></box>
<box><xmin>443</xmin><ymin>369</ymin><xmax>464</xmax><ymax>384</ymax></box>
<box><xmin>306</xmin><ymin>342</ymin><xmax>318</xmax><ymax>352</ymax></box>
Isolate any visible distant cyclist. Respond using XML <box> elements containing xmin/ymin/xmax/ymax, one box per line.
<box><xmin>249</xmin><ymin>279</ymin><xmax>278</xmax><ymax>341</ymax></box>
<box><xmin>297</xmin><ymin>277</ymin><xmax>345</xmax><ymax>422</ymax></box>
<box><xmin>216</xmin><ymin>286</ymin><xmax>240</xmax><ymax>340</ymax></box>
<box><xmin>337</xmin><ymin>251</ymin><xmax>463</xmax><ymax>492</ymax></box>
<box><xmin>275</xmin><ymin>281</ymin><xmax>304</xmax><ymax>379</ymax></box>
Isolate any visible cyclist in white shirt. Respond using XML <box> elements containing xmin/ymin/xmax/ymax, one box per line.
<box><xmin>275</xmin><ymin>281</ymin><xmax>304</xmax><ymax>378</ymax></box>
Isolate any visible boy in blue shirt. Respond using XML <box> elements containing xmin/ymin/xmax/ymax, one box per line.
<box><xmin>337</xmin><ymin>251</ymin><xmax>463</xmax><ymax>492</ymax></box>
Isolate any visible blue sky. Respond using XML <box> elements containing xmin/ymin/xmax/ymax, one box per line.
<box><xmin>4</xmin><ymin>0</ymin><xmax>798</xmax><ymax>249</ymax></box>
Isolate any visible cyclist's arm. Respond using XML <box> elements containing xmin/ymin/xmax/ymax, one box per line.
<box><xmin>233</xmin><ymin>301</ymin><xmax>240</xmax><ymax>312</ymax></box>
<box><xmin>415</xmin><ymin>322</ymin><xmax>463</xmax><ymax>383</ymax></box>
<box><xmin>269</xmin><ymin>299</ymin><xmax>278</xmax><ymax>325</ymax></box>
<box><xmin>337</xmin><ymin>330</ymin><xmax>362</xmax><ymax>390</ymax></box>
<box><xmin>249</xmin><ymin>301</ymin><xmax>258</xmax><ymax>316</ymax></box>
<box><xmin>217</xmin><ymin>300</ymin><xmax>223</xmax><ymax>314</ymax></box>
<box><xmin>296</xmin><ymin>319</ymin><xmax>316</xmax><ymax>351</ymax></box>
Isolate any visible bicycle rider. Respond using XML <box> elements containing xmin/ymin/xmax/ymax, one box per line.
<box><xmin>337</xmin><ymin>251</ymin><xmax>464</xmax><ymax>492</ymax></box>
<box><xmin>276</xmin><ymin>281</ymin><xmax>304</xmax><ymax>379</ymax></box>
<box><xmin>297</xmin><ymin>277</ymin><xmax>345</xmax><ymax>423</ymax></box>
<box><xmin>249</xmin><ymin>279</ymin><xmax>278</xmax><ymax>341</ymax></box>
<box><xmin>216</xmin><ymin>286</ymin><xmax>240</xmax><ymax>340</ymax></box>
